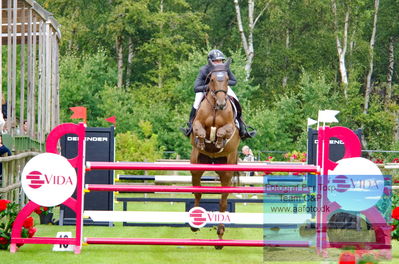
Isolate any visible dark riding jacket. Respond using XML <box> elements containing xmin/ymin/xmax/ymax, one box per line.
<box><xmin>194</xmin><ymin>64</ymin><xmax>237</xmax><ymax>93</ymax></box>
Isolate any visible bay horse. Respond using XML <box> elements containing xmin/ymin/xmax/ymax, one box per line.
<box><xmin>190</xmin><ymin>59</ymin><xmax>240</xmax><ymax>249</ymax></box>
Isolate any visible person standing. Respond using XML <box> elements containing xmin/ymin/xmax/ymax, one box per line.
<box><xmin>0</xmin><ymin>134</ymin><xmax>12</xmax><ymax>181</ymax></box>
<box><xmin>242</xmin><ymin>145</ymin><xmax>257</xmax><ymax>199</ymax></box>
<box><xmin>242</xmin><ymin>145</ymin><xmax>255</xmax><ymax>176</ymax></box>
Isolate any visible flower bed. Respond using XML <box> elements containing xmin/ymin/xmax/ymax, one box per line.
<box><xmin>0</xmin><ymin>199</ymin><xmax>36</xmax><ymax>250</ymax></box>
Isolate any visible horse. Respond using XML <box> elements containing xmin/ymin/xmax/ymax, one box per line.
<box><xmin>189</xmin><ymin>59</ymin><xmax>240</xmax><ymax>249</ymax></box>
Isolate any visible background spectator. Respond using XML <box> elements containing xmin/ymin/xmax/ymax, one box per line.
<box><xmin>0</xmin><ymin>134</ymin><xmax>12</xmax><ymax>181</ymax></box>
<box><xmin>1</xmin><ymin>95</ymin><xmax>6</xmax><ymax>120</ymax></box>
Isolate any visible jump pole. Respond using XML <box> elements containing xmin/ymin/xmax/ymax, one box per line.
<box><xmin>84</xmin><ymin>238</ymin><xmax>311</xmax><ymax>248</ymax></box>
<box><xmin>86</xmin><ymin>161</ymin><xmax>319</xmax><ymax>173</ymax></box>
<box><xmin>85</xmin><ymin>184</ymin><xmax>311</xmax><ymax>194</ymax></box>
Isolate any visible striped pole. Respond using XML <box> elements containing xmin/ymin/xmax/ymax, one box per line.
<box><xmin>86</xmin><ymin>161</ymin><xmax>319</xmax><ymax>173</ymax></box>
<box><xmin>85</xmin><ymin>184</ymin><xmax>311</xmax><ymax>194</ymax></box>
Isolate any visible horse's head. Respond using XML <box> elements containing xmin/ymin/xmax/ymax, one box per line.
<box><xmin>207</xmin><ymin>59</ymin><xmax>231</xmax><ymax>110</ymax></box>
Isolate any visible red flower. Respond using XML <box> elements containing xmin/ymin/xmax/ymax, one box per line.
<box><xmin>392</xmin><ymin>225</ymin><xmax>397</xmax><ymax>231</ymax></box>
<box><xmin>0</xmin><ymin>199</ymin><xmax>10</xmax><ymax>212</ymax></box>
<box><xmin>392</xmin><ymin>207</ymin><xmax>399</xmax><ymax>220</ymax></box>
<box><xmin>28</xmin><ymin>227</ymin><xmax>37</xmax><ymax>238</ymax></box>
<box><xmin>0</xmin><ymin>237</ymin><xmax>9</xmax><ymax>245</ymax></box>
<box><xmin>34</xmin><ymin>208</ymin><xmax>43</xmax><ymax>215</ymax></box>
<box><xmin>23</xmin><ymin>217</ymin><xmax>34</xmax><ymax>229</ymax></box>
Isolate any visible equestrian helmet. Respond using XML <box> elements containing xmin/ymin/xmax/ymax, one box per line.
<box><xmin>208</xmin><ymin>49</ymin><xmax>226</xmax><ymax>61</ymax></box>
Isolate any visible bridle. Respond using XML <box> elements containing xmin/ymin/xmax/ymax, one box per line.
<box><xmin>205</xmin><ymin>69</ymin><xmax>229</xmax><ymax>103</ymax></box>
<box><xmin>204</xmin><ymin>69</ymin><xmax>230</xmax><ymax>129</ymax></box>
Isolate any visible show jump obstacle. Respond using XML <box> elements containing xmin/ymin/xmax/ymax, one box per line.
<box><xmin>10</xmin><ymin>123</ymin><xmax>391</xmax><ymax>254</ymax></box>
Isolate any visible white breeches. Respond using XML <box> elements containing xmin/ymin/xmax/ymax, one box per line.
<box><xmin>193</xmin><ymin>87</ymin><xmax>238</xmax><ymax>109</ymax></box>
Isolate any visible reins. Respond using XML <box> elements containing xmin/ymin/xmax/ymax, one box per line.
<box><xmin>204</xmin><ymin>70</ymin><xmax>230</xmax><ymax>128</ymax></box>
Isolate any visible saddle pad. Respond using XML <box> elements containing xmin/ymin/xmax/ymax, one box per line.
<box><xmin>229</xmin><ymin>97</ymin><xmax>239</xmax><ymax>129</ymax></box>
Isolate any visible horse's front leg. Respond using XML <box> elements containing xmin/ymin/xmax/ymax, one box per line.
<box><xmin>193</xmin><ymin>120</ymin><xmax>206</xmax><ymax>150</ymax></box>
<box><xmin>215</xmin><ymin>124</ymin><xmax>234</xmax><ymax>149</ymax></box>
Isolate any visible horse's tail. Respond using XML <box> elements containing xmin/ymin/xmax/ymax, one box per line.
<box><xmin>233</xmin><ymin>153</ymin><xmax>240</xmax><ymax>186</ymax></box>
<box><xmin>233</xmin><ymin>171</ymin><xmax>240</xmax><ymax>186</ymax></box>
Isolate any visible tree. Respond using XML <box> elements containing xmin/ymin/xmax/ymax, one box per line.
<box><xmin>331</xmin><ymin>0</ymin><xmax>350</xmax><ymax>98</ymax></box>
<box><xmin>364</xmin><ymin>0</ymin><xmax>380</xmax><ymax>114</ymax></box>
<box><xmin>233</xmin><ymin>0</ymin><xmax>269</xmax><ymax>80</ymax></box>
<box><xmin>58</xmin><ymin>51</ymin><xmax>117</xmax><ymax>126</ymax></box>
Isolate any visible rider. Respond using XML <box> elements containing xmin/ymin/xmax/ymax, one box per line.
<box><xmin>180</xmin><ymin>49</ymin><xmax>256</xmax><ymax>140</ymax></box>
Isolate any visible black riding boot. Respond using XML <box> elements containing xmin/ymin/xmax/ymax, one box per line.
<box><xmin>180</xmin><ymin>107</ymin><xmax>196</xmax><ymax>136</ymax></box>
<box><xmin>232</xmin><ymin>98</ymin><xmax>256</xmax><ymax>140</ymax></box>
<box><xmin>237</xmin><ymin>117</ymin><xmax>256</xmax><ymax>140</ymax></box>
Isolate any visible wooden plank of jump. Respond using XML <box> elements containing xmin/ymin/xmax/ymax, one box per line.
<box><xmin>84</xmin><ymin>211</ymin><xmax>267</xmax><ymax>225</ymax></box>
<box><xmin>12</xmin><ymin>0</ymin><xmax>17</xmax><ymax>135</ymax></box>
<box><xmin>26</xmin><ymin>6</ymin><xmax>32</xmax><ymax>137</ymax></box>
<box><xmin>44</xmin><ymin>22</ymin><xmax>51</xmax><ymax>134</ymax></box>
<box><xmin>19</xmin><ymin>1</ymin><xmax>25</xmax><ymax>134</ymax></box>
<box><xmin>7</xmin><ymin>0</ymin><xmax>12</xmax><ymax>133</ymax></box>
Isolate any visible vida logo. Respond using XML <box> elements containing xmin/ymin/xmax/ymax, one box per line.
<box><xmin>26</xmin><ymin>170</ymin><xmax>74</xmax><ymax>189</ymax></box>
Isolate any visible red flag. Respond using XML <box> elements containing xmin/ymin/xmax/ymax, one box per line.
<box><xmin>70</xmin><ymin>106</ymin><xmax>87</xmax><ymax>123</ymax></box>
<box><xmin>105</xmin><ymin>116</ymin><xmax>116</xmax><ymax>126</ymax></box>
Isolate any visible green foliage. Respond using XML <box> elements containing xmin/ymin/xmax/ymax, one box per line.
<box><xmin>361</xmin><ymin>95</ymin><xmax>396</xmax><ymax>150</ymax></box>
<box><xmin>59</xmin><ymin>50</ymin><xmax>117</xmax><ymax>126</ymax></box>
<box><xmin>116</xmin><ymin>121</ymin><xmax>163</xmax><ymax>162</ymax></box>
<box><xmin>96</xmin><ymin>85</ymin><xmax>134</xmax><ymax>132</ymax></box>
<box><xmin>299</xmin><ymin>71</ymin><xmax>339</xmax><ymax>119</ymax></box>
<box><xmin>115</xmin><ymin>121</ymin><xmax>164</xmax><ymax>174</ymax></box>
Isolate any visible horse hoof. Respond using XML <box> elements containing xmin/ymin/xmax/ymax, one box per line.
<box><xmin>217</xmin><ymin>225</ymin><xmax>225</xmax><ymax>236</ymax></box>
<box><xmin>214</xmin><ymin>245</ymin><xmax>224</xmax><ymax>250</ymax></box>
<box><xmin>191</xmin><ymin>227</ymin><xmax>199</xmax><ymax>232</ymax></box>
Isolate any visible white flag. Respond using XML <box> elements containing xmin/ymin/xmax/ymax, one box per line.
<box><xmin>318</xmin><ymin>110</ymin><xmax>339</xmax><ymax>123</ymax></box>
<box><xmin>307</xmin><ymin>118</ymin><xmax>317</xmax><ymax>126</ymax></box>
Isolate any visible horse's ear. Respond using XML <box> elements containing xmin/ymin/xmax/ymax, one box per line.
<box><xmin>224</xmin><ymin>58</ymin><xmax>232</xmax><ymax>69</ymax></box>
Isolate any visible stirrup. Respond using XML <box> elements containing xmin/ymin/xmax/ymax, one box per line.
<box><xmin>180</xmin><ymin>125</ymin><xmax>192</xmax><ymax>137</ymax></box>
<box><xmin>240</xmin><ymin>126</ymin><xmax>256</xmax><ymax>140</ymax></box>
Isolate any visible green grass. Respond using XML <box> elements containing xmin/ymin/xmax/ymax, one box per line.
<box><xmin>1</xmin><ymin>193</ymin><xmax>399</xmax><ymax>264</ymax></box>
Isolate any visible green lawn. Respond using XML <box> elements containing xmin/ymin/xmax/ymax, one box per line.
<box><xmin>1</xmin><ymin>193</ymin><xmax>398</xmax><ymax>264</ymax></box>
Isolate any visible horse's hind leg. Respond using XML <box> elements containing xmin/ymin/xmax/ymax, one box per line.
<box><xmin>215</xmin><ymin>171</ymin><xmax>233</xmax><ymax>250</ymax></box>
<box><xmin>190</xmin><ymin>170</ymin><xmax>204</xmax><ymax>232</ymax></box>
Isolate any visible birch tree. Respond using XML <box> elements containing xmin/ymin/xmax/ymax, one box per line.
<box><xmin>386</xmin><ymin>36</ymin><xmax>394</xmax><ymax>104</ymax></box>
<box><xmin>233</xmin><ymin>0</ymin><xmax>269</xmax><ymax>80</ymax></box>
<box><xmin>331</xmin><ymin>0</ymin><xmax>350</xmax><ymax>99</ymax></box>
<box><xmin>116</xmin><ymin>36</ymin><xmax>124</xmax><ymax>88</ymax></box>
<box><xmin>363</xmin><ymin>0</ymin><xmax>379</xmax><ymax>114</ymax></box>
